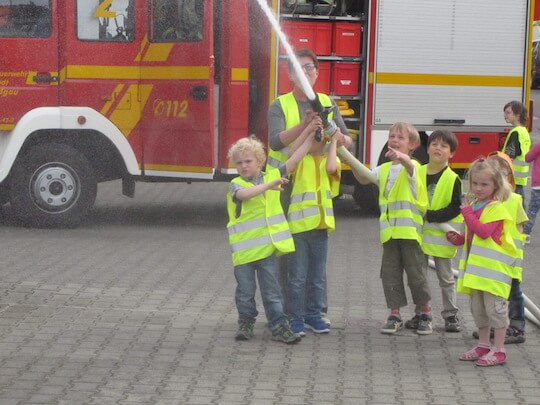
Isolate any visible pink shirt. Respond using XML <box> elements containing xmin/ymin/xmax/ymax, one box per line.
<box><xmin>525</xmin><ymin>142</ymin><xmax>540</xmax><ymax>188</ymax></box>
<box><xmin>462</xmin><ymin>203</ymin><xmax>503</xmax><ymax>251</ymax></box>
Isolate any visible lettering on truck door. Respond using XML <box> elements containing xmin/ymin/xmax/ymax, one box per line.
<box><xmin>143</xmin><ymin>0</ymin><xmax>215</xmax><ymax>179</ymax></box>
<box><xmin>0</xmin><ymin>1</ymin><xmax>58</xmax><ymax>130</ymax></box>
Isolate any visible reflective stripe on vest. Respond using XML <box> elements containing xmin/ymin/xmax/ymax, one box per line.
<box><xmin>502</xmin><ymin>126</ymin><xmax>531</xmax><ymax>186</ymax></box>
<box><xmin>226</xmin><ymin>169</ymin><xmax>294</xmax><ymax>266</ymax></box>
<box><xmin>501</xmin><ymin>193</ymin><xmax>525</xmax><ymax>281</ymax></box>
<box><xmin>288</xmin><ymin>155</ymin><xmax>336</xmax><ymax>234</ymax></box>
<box><xmin>378</xmin><ymin>161</ymin><xmax>427</xmax><ymax>244</ymax></box>
<box><xmin>267</xmin><ymin>92</ymin><xmax>333</xmax><ymax>168</ymax></box>
<box><xmin>418</xmin><ymin>165</ymin><xmax>463</xmax><ymax>258</ymax></box>
<box><xmin>457</xmin><ymin>201</ymin><xmax>516</xmax><ymax>298</ymax></box>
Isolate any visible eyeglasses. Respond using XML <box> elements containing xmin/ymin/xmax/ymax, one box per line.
<box><xmin>301</xmin><ymin>63</ymin><xmax>317</xmax><ymax>72</ymax></box>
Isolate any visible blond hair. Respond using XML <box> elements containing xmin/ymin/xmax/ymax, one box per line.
<box><xmin>464</xmin><ymin>158</ymin><xmax>512</xmax><ymax>204</ymax></box>
<box><xmin>227</xmin><ymin>135</ymin><xmax>266</xmax><ymax>165</ymax></box>
<box><xmin>389</xmin><ymin>122</ymin><xmax>420</xmax><ymax>148</ymax></box>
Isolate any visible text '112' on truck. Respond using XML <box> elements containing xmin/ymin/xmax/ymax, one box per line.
<box><xmin>0</xmin><ymin>0</ymin><xmax>534</xmax><ymax>227</ymax></box>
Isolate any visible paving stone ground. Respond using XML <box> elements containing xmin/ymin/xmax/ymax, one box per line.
<box><xmin>0</xmin><ymin>179</ymin><xmax>538</xmax><ymax>404</ymax></box>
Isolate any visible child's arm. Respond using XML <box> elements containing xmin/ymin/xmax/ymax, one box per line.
<box><xmin>326</xmin><ymin>137</ymin><xmax>338</xmax><ymax>175</ymax></box>
<box><xmin>526</xmin><ymin>142</ymin><xmax>540</xmax><ymax>162</ymax></box>
<box><xmin>234</xmin><ymin>178</ymin><xmax>289</xmax><ymax>201</ymax></box>
<box><xmin>287</xmin><ymin>115</ymin><xmax>322</xmax><ymax>156</ymax></box>
<box><xmin>284</xmin><ymin>118</ymin><xmax>321</xmax><ymax>175</ymax></box>
<box><xmin>461</xmin><ymin>205</ymin><xmax>503</xmax><ymax>241</ymax></box>
<box><xmin>426</xmin><ymin>178</ymin><xmax>462</xmax><ymax>223</ymax></box>
<box><xmin>385</xmin><ymin>147</ymin><xmax>415</xmax><ymax>176</ymax></box>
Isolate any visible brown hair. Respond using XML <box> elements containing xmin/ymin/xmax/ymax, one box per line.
<box><xmin>287</xmin><ymin>48</ymin><xmax>319</xmax><ymax>72</ymax></box>
<box><xmin>504</xmin><ymin>100</ymin><xmax>528</xmax><ymax>125</ymax></box>
<box><xmin>428</xmin><ymin>130</ymin><xmax>458</xmax><ymax>153</ymax></box>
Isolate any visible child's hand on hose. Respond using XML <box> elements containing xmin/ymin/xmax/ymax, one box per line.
<box><xmin>446</xmin><ymin>231</ymin><xmax>465</xmax><ymax>246</ymax></box>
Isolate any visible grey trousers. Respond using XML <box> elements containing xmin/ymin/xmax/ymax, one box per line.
<box><xmin>380</xmin><ymin>239</ymin><xmax>431</xmax><ymax>310</ymax></box>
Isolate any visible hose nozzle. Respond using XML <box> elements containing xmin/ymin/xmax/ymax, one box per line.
<box><xmin>308</xmin><ymin>94</ymin><xmax>338</xmax><ymax>141</ymax></box>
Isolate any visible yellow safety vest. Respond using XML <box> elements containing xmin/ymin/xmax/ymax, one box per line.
<box><xmin>501</xmin><ymin>193</ymin><xmax>526</xmax><ymax>282</ymax></box>
<box><xmin>267</xmin><ymin>92</ymin><xmax>334</xmax><ymax>169</ymax></box>
<box><xmin>502</xmin><ymin>126</ymin><xmax>531</xmax><ymax>186</ymax></box>
<box><xmin>288</xmin><ymin>155</ymin><xmax>337</xmax><ymax>234</ymax></box>
<box><xmin>419</xmin><ymin>165</ymin><xmax>463</xmax><ymax>258</ymax></box>
<box><xmin>378</xmin><ymin>161</ymin><xmax>428</xmax><ymax>244</ymax></box>
<box><xmin>457</xmin><ymin>201</ymin><xmax>517</xmax><ymax>299</ymax></box>
<box><xmin>226</xmin><ymin>169</ymin><xmax>295</xmax><ymax>266</ymax></box>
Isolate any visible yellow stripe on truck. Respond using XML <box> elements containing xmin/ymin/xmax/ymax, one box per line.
<box><xmin>66</xmin><ymin>65</ymin><xmax>210</xmax><ymax>80</ymax></box>
<box><xmin>231</xmin><ymin>68</ymin><xmax>249</xmax><ymax>81</ymax></box>
<box><xmin>376</xmin><ymin>73</ymin><xmax>523</xmax><ymax>87</ymax></box>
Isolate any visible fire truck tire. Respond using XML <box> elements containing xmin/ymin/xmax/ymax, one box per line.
<box><xmin>353</xmin><ymin>183</ymin><xmax>380</xmax><ymax>216</ymax></box>
<box><xmin>9</xmin><ymin>144</ymin><xmax>97</xmax><ymax>228</ymax></box>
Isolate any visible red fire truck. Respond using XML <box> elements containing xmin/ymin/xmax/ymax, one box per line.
<box><xmin>0</xmin><ymin>0</ymin><xmax>534</xmax><ymax>227</ymax></box>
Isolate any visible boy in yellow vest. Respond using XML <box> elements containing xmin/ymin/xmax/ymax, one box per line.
<box><xmin>502</xmin><ymin>100</ymin><xmax>531</xmax><ymax>207</ymax></box>
<box><xmin>409</xmin><ymin>130</ymin><xmax>463</xmax><ymax>333</ymax></box>
<box><xmin>353</xmin><ymin>122</ymin><xmax>431</xmax><ymax>335</ymax></box>
<box><xmin>285</xmin><ymin>123</ymin><xmax>342</xmax><ymax>336</ymax></box>
<box><xmin>226</xmin><ymin>126</ymin><xmax>320</xmax><ymax>344</ymax></box>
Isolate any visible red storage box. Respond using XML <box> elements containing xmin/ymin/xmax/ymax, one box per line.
<box><xmin>278</xmin><ymin>60</ymin><xmax>331</xmax><ymax>95</ymax></box>
<box><xmin>280</xmin><ymin>20</ymin><xmax>332</xmax><ymax>56</ymax></box>
<box><xmin>333</xmin><ymin>23</ymin><xmax>362</xmax><ymax>57</ymax></box>
<box><xmin>332</xmin><ymin>62</ymin><xmax>359</xmax><ymax>96</ymax></box>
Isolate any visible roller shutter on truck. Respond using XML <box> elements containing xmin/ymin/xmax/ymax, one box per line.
<box><xmin>372</xmin><ymin>0</ymin><xmax>529</xmax><ymax>128</ymax></box>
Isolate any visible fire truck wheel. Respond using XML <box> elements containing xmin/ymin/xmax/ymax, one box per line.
<box><xmin>353</xmin><ymin>183</ymin><xmax>380</xmax><ymax>216</ymax></box>
<box><xmin>9</xmin><ymin>144</ymin><xmax>97</xmax><ymax>228</ymax></box>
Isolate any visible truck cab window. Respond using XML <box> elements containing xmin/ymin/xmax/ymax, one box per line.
<box><xmin>77</xmin><ymin>0</ymin><xmax>135</xmax><ymax>42</ymax></box>
<box><xmin>0</xmin><ymin>0</ymin><xmax>51</xmax><ymax>38</ymax></box>
<box><xmin>151</xmin><ymin>0</ymin><xmax>203</xmax><ymax>42</ymax></box>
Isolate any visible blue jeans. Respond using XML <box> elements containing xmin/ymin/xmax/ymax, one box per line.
<box><xmin>286</xmin><ymin>229</ymin><xmax>328</xmax><ymax>322</ymax></box>
<box><xmin>234</xmin><ymin>255</ymin><xmax>286</xmax><ymax>330</ymax></box>
<box><xmin>515</xmin><ymin>185</ymin><xmax>527</xmax><ymax>211</ymax></box>
<box><xmin>509</xmin><ymin>278</ymin><xmax>525</xmax><ymax>332</ymax></box>
<box><xmin>524</xmin><ymin>188</ymin><xmax>540</xmax><ymax>235</ymax></box>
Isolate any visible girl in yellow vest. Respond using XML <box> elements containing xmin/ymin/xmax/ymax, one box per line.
<box><xmin>487</xmin><ymin>152</ymin><xmax>528</xmax><ymax>345</ymax></box>
<box><xmin>502</xmin><ymin>100</ymin><xmax>531</xmax><ymax>207</ymax></box>
<box><xmin>226</xmin><ymin>128</ymin><xmax>319</xmax><ymax>344</ymax></box>
<box><xmin>285</xmin><ymin>123</ymin><xmax>342</xmax><ymax>336</ymax></box>
<box><xmin>448</xmin><ymin>158</ymin><xmax>516</xmax><ymax>366</ymax></box>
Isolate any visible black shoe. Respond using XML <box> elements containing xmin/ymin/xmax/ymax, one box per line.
<box><xmin>381</xmin><ymin>315</ymin><xmax>403</xmax><ymax>334</ymax></box>
<box><xmin>416</xmin><ymin>314</ymin><xmax>433</xmax><ymax>335</ymax></box>
<box><xmin>444</xmin><ymin>315</ymin><xmax>461</xmax><ymax>332</ymax></box>
<box><xmin>404</xmin><ymin>314</ymin><xmax>420</xmax><ymax>329</ymax></box>
<box><xmin>505</xmin><ymin>327</ymin><xmax>525</xmax><ymax>344</ymax></box>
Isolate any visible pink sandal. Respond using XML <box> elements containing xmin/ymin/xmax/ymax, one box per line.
<box><xmin>476</xmin><ymin>350</ymin><xmax>506</xmax><ymax>367</ymax></box>
<box><xmin>459</xmin><ymin>345</ymin><xmax>490</xmax><ymax>361</ymax></box>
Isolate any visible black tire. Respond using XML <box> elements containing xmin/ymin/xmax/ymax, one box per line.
<box><xmin>353</xmin><ymin>182</ymin><xmax>380</xmax><ymax>216</ymax></box>
<box><xmin>9</xmin><ymin>144</ymin><xmax>97</xmax><ymax>228</ymax></box>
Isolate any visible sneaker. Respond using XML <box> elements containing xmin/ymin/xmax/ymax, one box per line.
<box><xmin>505</xmin><ymin>327</ymin><xmax>525</xmax><ymax>344</ymax></box>
<box><xmin>404</xmin><ymin>314</ymin><xmax>420</xmax><ymax>329</ymax></box>
<box><xmin>290</xmin><ymin>319</ymin><xmax>306</xmax><ymax>337</ymax></box>
<box><xmin>472</xmin><ymin>328</ymin><xmax>494</xmax><ymax>340</ymax></box>
<box><xmin>271</xmin><ymin>321</ymin><xmax>301</xmax><ymax>344</ymax></box>
<box><xmin>459</xmin><ymin>345</ymin><xmax>491</xmax><ymax>361</ymax></box>
<box><xmin>381</xmin><ymin>315</ymin><xmax>403</xmax><ymax>334</ymax></box>
<box><xmin>235</xmin><ymin>320</ymin><xmax>254</xmax><ymax>341</ymax></box>
<box><xmin>416</xmin><ymin>314</ymin><xmax>433</xmax><ymax>335</ymax></box>
<box><xmin>321</xmin><ymin>313</ymin><xmax>331</xmax><ymax>327</ymax></box>
<box><xmin>475</xmin><ymin>350</ymin><xmax>506</xmax><ymax>367</ymax></box>
<box><xmin>525</xmin><ymin>234</ymin><xmax>531</xmax><ymax>245</ymax></box>
<box><xmin>444</xmin><ymin>315</ymin><xmax>461</xmax><ymax>333</ymax></box>
<box><xmin>304</xmin><ymin>318</ymin><xmax>330</xmax><ymax>334</ymax></box>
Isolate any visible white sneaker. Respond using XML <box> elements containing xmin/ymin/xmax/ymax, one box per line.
<box><xmin>525</xmin><ymin>234</ymin><xmax>531</xmax><ymax>245</ymax></box>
